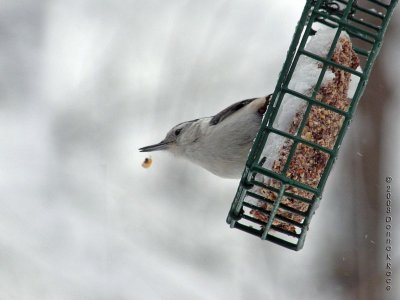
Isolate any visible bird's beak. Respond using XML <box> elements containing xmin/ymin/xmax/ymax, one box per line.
<box><xmin>139</xmin><ymin>141</ymin><xmax>170</xmax><ymax>152</ymax></box>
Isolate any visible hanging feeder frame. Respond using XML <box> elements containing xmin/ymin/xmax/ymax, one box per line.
<box><xmin>227</xmin><ymin>0</ymin><xmax>398</xmax><ymax>250</ymax></box>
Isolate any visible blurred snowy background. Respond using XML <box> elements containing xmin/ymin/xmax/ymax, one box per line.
<box><xmin>0</xmin><ymin>0</ymin><xmax>399</xmax><ymax>299</ymax></box>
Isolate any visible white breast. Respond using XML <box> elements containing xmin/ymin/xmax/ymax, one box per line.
<box><xmin>182</xmin><ymin>98</ymin><xmax>265</xmax><ymax>178</ymax></box>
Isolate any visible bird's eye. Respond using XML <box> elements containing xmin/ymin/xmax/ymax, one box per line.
<box><xmin>175</xmin><ymin>129</ymin><xmax>182</xmax><ymax>136</ymax></box>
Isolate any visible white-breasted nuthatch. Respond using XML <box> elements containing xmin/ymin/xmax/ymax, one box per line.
<box><xmin>139</xmin><ymin>95</ymin><xmax>271</xmax><ymax>178</ymax></box>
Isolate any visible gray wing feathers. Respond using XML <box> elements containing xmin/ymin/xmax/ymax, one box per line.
<box><xmin>209</xmin><ymin>98</ymin><xmax>256</xmax><ymax>126</ymax></box>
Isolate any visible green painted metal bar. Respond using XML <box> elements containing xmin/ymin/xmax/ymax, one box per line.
<box><xmin>355</xmin><ymin>3</ymin><xmax>387</xmax><ymax>19</ymax></box>
<box><xmin>348</xmin><ymin>15</ymin><xmax>381</xmax><ymax>31</ymax></box>
<box><xmin>298</xmin><ymin>49</ymin><xmax>365</xmax><ymax>76</ymax></box>
<box><xmin>353</xmin><ymin>46</ymin><xmax>370</xmax><ymax>56</ymax></box>
<box><xmin>244</xmin><ymin>199</ymin><xmax>309</xmax><ymax>219</ymax></box>
<box><xmin>242</xmin><ymin>202</ymin><xmax>305</xmax><ymax>225</ymax></box>
<box><xmin>365</xmin><ymin>0</ymin><xmax>390</xmax><ymax>9</ymax></box>
<box><xmin>281</xmin><ymin>87</ymin><xmax>351</xmax><ymax>116</ymax></box>
<box><xmin>270</xmin><ymin>224</ymin><xmax>301</xmax><ymax>238</ymax></box>
<box><xmin>251</xmin><ymin>165</ymin><xmax>320</xmax><ymax>194</ymax></box>
<box><xmin>315</xmin><ymin>11</ymin><xmax>380</xmax><ymax>40</ymax></box>
<box><xmin>249</xmin><ymin>181</ymin><xmax>315</xmax><ymax>205</ymax></box>
<box><xmin>368</xmin><ymin>0</ymin><xmax>390</xmax><ymax>8</ymax></box>
<box><xmin>268</xmin><ymin>127</ymin><xmax>333</xmax><ymax>154</ymax></box>
<box><xmin>243</xmin><ymin>192</ymin><xmax>308</xmax><ymax>223</ymax></box>
<box><xmin>335</xmin><ymin>0</ymin><xmax>388</xmax><ymax>17</ymax></box>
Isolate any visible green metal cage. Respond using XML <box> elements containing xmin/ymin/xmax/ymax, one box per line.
<box><xmin>227</xmin><ymin>0</ymin><xmax>398</xmax><ymax>251</ymax></box>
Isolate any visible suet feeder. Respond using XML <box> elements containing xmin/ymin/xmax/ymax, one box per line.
<box><xmin>227</xmin><ymin>0</ymin><xmax>398</xmax><ymax>250</ymax></box>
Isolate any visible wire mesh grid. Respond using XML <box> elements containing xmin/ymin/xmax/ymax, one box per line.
<box><xmin>227</xmin><ymin>0</ymin><xmax>398</xmax><ymax>251</ymax></box>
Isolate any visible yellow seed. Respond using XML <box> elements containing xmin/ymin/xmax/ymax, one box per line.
<box><xmin>142</xmin><ymin>157</ymin><xmax>153</xmax><ymax>169</ymax></box>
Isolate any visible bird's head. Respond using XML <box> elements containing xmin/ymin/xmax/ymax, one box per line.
<box><xmin>139</xmin><ymin>119</ymin><xmax>201</xmax><ymax>155</ymax></box>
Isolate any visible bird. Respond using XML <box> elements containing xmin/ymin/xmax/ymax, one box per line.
<box><xmin>139</xmin><ymin>95</ymin><xmax>271</xmax><ymax>179</ymax></box>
